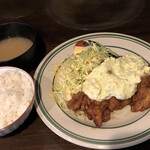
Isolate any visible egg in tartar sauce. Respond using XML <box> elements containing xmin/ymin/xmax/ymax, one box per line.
<box><xmin>82</xmin><ymin>55</ymin><xmax>150</xmax><ymax>101</ymax></box>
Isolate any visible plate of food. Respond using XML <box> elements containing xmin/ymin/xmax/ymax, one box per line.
<box><xmin>34</xmin><ymin>32</ymin><xmax>150</xmax><ymax>149</ymax></box>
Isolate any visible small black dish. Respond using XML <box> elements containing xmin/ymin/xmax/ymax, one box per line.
<box><xmin>0</xmin><ymin>22</ymin><xmax>46</xmax><ymax>72</ymax></box>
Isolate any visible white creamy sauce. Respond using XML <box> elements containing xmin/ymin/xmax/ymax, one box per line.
<box><xmin>0</xmin><ymin>69</ymin><xmax>33</xmax><ymax>129</ymax></box>
<box><xmin>82</xmin><ymin>55</ymin><xmax>150</xmax><ymax>101</ymax></box>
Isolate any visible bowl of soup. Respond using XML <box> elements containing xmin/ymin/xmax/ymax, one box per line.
<box><xmin>0</xmin><ymin>22</ymin><xmax>46</xmax><ymax>71</ymax></box>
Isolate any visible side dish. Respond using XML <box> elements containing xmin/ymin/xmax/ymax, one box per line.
<box><xmin>0</xmin><ymin>68</ymin><xmax>34</xmax><ymax>129</ymax></box>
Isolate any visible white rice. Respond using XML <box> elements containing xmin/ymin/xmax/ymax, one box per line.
<box><xmin>0</xmin><ymin>69</ymin><xmax>34</xmax><ymax>129</ymax></box>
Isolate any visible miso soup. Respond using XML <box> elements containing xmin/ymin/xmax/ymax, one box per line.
<box><xmin>0</xmin><ymin>37</ymin><xmax>33</xmax><ymax>61</ymax></box>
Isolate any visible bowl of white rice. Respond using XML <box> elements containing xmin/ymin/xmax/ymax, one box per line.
<box><xmin>0</xmin><ymin>66</ymin><xmax>35</xmax><ymax>136</ymax></box>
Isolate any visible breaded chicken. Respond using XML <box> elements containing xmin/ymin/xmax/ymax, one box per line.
<box><xmin>131</xmin><ymin>75</ymin><xmax>150</xmax><ymax>112</ymax></box>
<box><xmin>108</xmin><ymin>97</ymin><xmax>131</xmax><ymax>111</ymax></box>
<box><xmin>67</xmin><ymin>92</ymin><xmax>111</xmax><ymax>127</ymax></box>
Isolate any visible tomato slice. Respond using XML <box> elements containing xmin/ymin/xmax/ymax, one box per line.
<box><xmin>75</xmin><ymin>40</ymin><xmax>89</xmax><ymax>47</ymax></box>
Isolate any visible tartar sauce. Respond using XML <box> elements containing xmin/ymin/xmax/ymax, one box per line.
<box><xmin>82</xmin><ymin>55</ymin><xmax>150</xmax><ymax>101</ymax></box>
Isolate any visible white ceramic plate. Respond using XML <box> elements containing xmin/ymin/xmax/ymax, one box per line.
<box><xmin>34</xmin><ymin>32</ymin><xmax>150</xmax><ymax>149</ymax></box>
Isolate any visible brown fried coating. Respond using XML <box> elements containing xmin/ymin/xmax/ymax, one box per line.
<box><xmin>67</xmin><ymin>92</ymin><xmax>111</xmax><ymax>127</ymax></box>
<box><xmin>102</xmin><ymin>108</ymin><xmax>111</xmax><ymax>122</ymax></box>
<box><xmin>85</xmin><ymin>104</ymin><xmax>103</xmax><ymax>127</ymax></box>
<box><xmin>67</xmin><ymin>91</ymin><xmax>84</xmax><ymax>111</ymax></box>
<box><xmin>131</xmin><ymin>75</ymin><xmax>150</xmax><ymax>112</ymax></box>
<box><xmin>108</xmin><ymin>97</ymin><xmax>131</xmax><ymax>112</ymax></box>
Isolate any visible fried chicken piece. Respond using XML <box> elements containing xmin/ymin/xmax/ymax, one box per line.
<box><xmin>84</xmin><ymin>101</ymin><xmax>109</xmax><ymax>127</ymax></box>
<box><xmin>67</xmin><ymin>91</ymin><xmax>132</xmax><ymax>127</ymax></box>
<box><xmin>67</xmin><ymin>91</ymin><xmax>84</xmax><ymax>111</ymax></box>
<box><xmin>102</xmin><ymin>108</ymin><xmax>111</xmax><ymax>122</ymax></box>
<box><xmin>131</xmin><ymin>75</ymin><xmax>150</xmax><ymax>112</ymax></box>
<box><xmin>85</xmin><ymin>104</ymin><xmax>103</xmax><ymax>127</ymax></box>
<box><xmin>67</xmin><ymin>92</ymin><xmax>111</xmax><ymax>127</ymax></box>
<box><xmin>108</xmin><ymin>97</ymin><xmax>131</xmax><ymax>111</ymax></box>
<box><xmin>81</xmin><ymin>94</ymin><xmax>92</xmax><ymax>111</ymax></box>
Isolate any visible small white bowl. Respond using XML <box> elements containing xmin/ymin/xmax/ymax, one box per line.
<box><xmin>0</xmin><ymin>66</ymin><xmax>35</xmax><ymax>136</ymax></box>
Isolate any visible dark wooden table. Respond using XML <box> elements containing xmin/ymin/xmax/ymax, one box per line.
<box><xmin>0</xmin><ymin>0</ymin><xmax>150</xmax><ymax>149</ymax></box>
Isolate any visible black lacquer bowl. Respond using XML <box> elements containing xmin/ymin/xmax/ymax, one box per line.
<box><xmin>0</xmin><ymin>22</ymin><xmax>46</xmax><ymax>71</ymax></box>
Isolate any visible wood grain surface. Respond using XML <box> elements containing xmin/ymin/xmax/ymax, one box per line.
<box><xmin>0</xmin><ymin>0</ymin><xmax>150</xmax><ymax>149</ymax></box>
